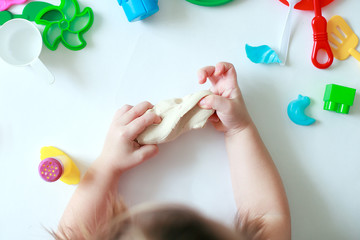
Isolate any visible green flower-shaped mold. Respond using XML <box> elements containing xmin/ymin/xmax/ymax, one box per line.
<box><xmin>35</xmin><ymin>0</ymin><xmax>94</xmax><ymax>51</ymax></box>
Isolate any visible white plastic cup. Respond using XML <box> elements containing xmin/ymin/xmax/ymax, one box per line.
<box><xmin>0</xmin><ymin>19</ymin><xmax>55</xmax><ymax>84</ymax></box>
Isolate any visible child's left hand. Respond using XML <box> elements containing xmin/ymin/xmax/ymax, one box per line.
<box><xmin>96</xmin><ymin>101</ymin><xmax>162</xmax><ymax>176</ymax></box>
<box><xmin>57</xmin><ymin>102</ymin><xmax>161</xmax><ymax>238</ymax></box>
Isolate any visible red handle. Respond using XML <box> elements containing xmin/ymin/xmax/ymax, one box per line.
<box><xmin>311</xmin><ymin>10</ymin><xmax>333</xmax><ymax>69</ymax></box>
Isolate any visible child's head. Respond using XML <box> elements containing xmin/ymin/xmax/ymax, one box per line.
<box><xmin>53</xmin><ymin>202</ymin><xmax>264</xmax><ymax>240</ymax></box>
<box><xmin>95</xmin><ymin>203</ymin><xmax>240</xmax><ymax>240</ymax></box>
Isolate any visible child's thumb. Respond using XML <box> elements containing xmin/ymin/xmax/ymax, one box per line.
<box><xmin>135</xmin><ymin>144</ymin><xmax>159</xmax><ymax>163</ymax></box>
<box><xmin>199</xmin><ymin>95</ymin><xmax>231</xmax><ymax>113</ymax></box>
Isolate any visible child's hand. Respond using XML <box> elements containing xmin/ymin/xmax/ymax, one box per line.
<box><xmin>97</xmin><ymin>102</ymin><xmax>162</xmax><ymax>176</ymax></box>
<box><xmin>198</xmin><ymin>62</ymin><xmax>252</xmax><ymax>136</ymax></box>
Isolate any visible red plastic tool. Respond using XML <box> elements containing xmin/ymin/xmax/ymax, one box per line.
<box><xmin>279</xmin><ymin>0</ymin><xmax>334</xmax><ymax>10</ymax></box>
<box><xmin>311</xmin><ymin>0</ymin><xmax>333</xmax><ymax>69</ymax></box>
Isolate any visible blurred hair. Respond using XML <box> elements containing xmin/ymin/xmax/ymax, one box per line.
<box><xmin>50</xmin><ymin>198</ymin><xmax>265</xmax><ymax>240</ymax></box>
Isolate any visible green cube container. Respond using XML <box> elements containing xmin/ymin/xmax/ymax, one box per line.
<box><xmin>323</xmin><ymin>84</ymin><xmax>356</xmax><ymax>114</ymax></box>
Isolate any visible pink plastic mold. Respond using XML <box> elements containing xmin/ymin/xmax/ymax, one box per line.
<box><xmin>38</xmin><ymin>158</ymin><xmax>63</xmax><ymax>182</ymax></box>
<box><xmin>0</xmin><ymin>0</ymin><xmax>28</xmax><ymax>11</ymax></box>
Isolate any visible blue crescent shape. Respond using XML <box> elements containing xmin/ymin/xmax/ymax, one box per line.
<box><xmin>287</xmin><ymin>95</ymin><xmax>316</xmax><ymax>126</ymax></box>
<box><xmin>245</xmin><ymin>44</ymin><xmax>281</xmax><ymax>64</ymax></box>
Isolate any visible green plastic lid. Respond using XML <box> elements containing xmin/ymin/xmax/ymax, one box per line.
<box><xmin>186</xmin><ymin>0</ymin><xmax>233</xmax><ymax>6</ymax></box>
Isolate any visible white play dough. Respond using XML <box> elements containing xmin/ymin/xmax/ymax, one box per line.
<box><xmin>136</xmin><ymin>90</ymin><xmax>215</xmax><ymax>144</ymax></box>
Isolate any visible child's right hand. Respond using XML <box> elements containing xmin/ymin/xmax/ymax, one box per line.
<box><xmin>96</xmin><ymin>102</ymin><xmax>162</xmax><ymax>176</ymax></box>
<box><xmin>198</xmin><ymin>62</ymin><xmax>253</xmax><ymax>136</ymax></box>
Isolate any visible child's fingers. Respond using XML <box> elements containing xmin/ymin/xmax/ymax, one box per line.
<box><xmin>199</xmin><ymin>95</ymin><xmax>232</xmax><ymax>113</ymax></box>
<box><xmin>214</xmin><ymin>62</ymin><xmax>239</xmax><ymax>88</ymax></box>
<box><xmin>125</xmin><ymin>112</ymin><xmax>161</xmax><ymax>140</ymax></box>
<box><xmin>114</xmin><ymin>105</ymin><xmax>133</xmax><ymax>121</ymax></box>
<box><xmin>198</xmin><ymin>66</ymin><xmax>215</xmax><ymax>84</ymax></box>
<box><xmin>211</xmin><ymin>121</ymin><xmax>227</xmax><ymax>132</ymax></box>
<box><xmin>214</xmin><ymin>62</ymin><xmax>234</xmax><ymax>76</ymax></box>
<box><xmin>198</xmin><ymin>63</ymin><xmax>236</xmax><ymax>88</ymax></box>
<box><xmin>134</xmin><ymin>144</ymin><xmax>159</xmax><ymax>164</ymax></box>
<box><xmin>208</xmin><ymin>113</ymin><xmax>220</xmax><ymax>123</ymax></box>
<box><xmin>121</xmin><ymin>101</ymin><xmax>154</xmax><ymax>125</ymax></box>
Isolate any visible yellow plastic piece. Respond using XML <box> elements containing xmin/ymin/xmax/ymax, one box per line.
<box><xmin>327</xmin><ymin>15</ymin><xmax>360</xmax><ymax>62</ymax></box>
<box><xmin>40</xmin><ymin>146</ymin><xmax>81</xmax><ymax>185</ymax></box>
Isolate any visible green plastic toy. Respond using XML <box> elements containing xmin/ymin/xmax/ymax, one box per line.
<box><xmin>35</xmin><ymin>0</ymin><xmax>94</xmax><ymax>51</ymax></box>
<box><xmin>0</xmin><ymin>1</ymin><xmax>52</xmax><ymax>25</ymax></box>
<box><xmin>186</xmin><ymin>0</ymin><xmax>233</xmax><ymax>7</ymax></box>
<box><xmin>323</xmin><ymin>84</ymin><xmax>356</xmax><ymax>114</ymax></box>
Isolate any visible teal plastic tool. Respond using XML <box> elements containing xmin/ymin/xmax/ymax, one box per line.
<box><xmin>245</xmin><ymin>44</ymin><xmax>281</xmax><ymax>64</ymax></box>
<box><xmin>0</xmin><ymin>1</ymin><xmax>52</xmax><ymax>25</ymax></box>
<box><xmin>186</xmin><ymin>0</ymin><xmax>233</xmax><ymax>6</ymax></box>
<box><xmin>118</xmin><ymin>0</ymin><xmax>159</xmax><ymax>22</ymax></box>
<box><xmin>287</xmin><ymin>95</ymin><xmax>316</xmax><ymax>126</ymax></box>
<box><xmin>35</xmin><ymin>0</ymin><xmax>94</xmax><ymax>51</ymax></box>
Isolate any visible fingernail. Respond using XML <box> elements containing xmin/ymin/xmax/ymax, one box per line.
<box><xmin>156</xmin><ymin>116</ymin><xmax>162</xmax><ymax>124</ymax></box>
<box><xmin>199</xmin><ymin>99</ymin><xmax>206</xmax><ymax>106</ymax></box>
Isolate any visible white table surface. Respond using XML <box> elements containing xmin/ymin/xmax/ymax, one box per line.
<box><xmin>1</xmin><ymin>0</ymin><xmax>360</xmax><ymax>239</ymax></box>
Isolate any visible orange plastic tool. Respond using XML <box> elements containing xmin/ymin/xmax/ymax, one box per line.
<box><xmin>327</xmin><ymin>15</ymin><xmax>360</xmax><ymax>62</ymax></box>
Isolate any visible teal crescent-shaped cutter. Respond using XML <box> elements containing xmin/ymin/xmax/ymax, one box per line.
<box><xmin>287</xmin><ymin>95</ymin><xmax>316</xmax><ymax>126</ymax></box>
<box><xmin>35</xmin><ymin>0</ymin><xmax>94</xmax><ymax>51</ymax></box>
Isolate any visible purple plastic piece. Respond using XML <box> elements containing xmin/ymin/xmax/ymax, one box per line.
<box><xmin>38</xmin><ymin>158</ymin><xmax>63</xmax><ymax>182</ymax></box>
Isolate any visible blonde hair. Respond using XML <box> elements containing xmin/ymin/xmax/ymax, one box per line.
<box><xmin>50</xmin><ymin>199</ymin><xmax>266</xmax><ymax>240</ymax></box>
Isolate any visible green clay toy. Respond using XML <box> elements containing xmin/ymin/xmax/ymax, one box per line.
<box><xmin>0</xmin><ymin>1</ymin><xmax>52</xmax><ymax>25</ymax></box>
<box><xmin>186</xmin><ymin>0</ymin><xmax>233</xmax><ymax>6</ymax></box>
<box><xmin>323</xmin><ymin>84</ymin><xmax>356</xmax><ymax>114</ymax></box>
<box><xmin>35</xmin><ymin>0</ymin><xmax>94</xmax><ymax>51</ymax></box>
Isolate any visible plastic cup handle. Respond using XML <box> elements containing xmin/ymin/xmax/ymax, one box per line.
<box><xmin>31</xmin><ymin>58</ymin><xmax>55</xmax><ymax>84</ymax></box>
